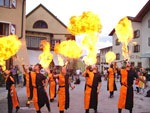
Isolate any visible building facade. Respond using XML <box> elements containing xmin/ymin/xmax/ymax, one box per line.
<box><xmin>26</xmin><ymin>4</ymin><xmax>74</xmax><ymax>66</ymax></box>
<box><xmin>109</xmin><ymin>1</ymin><xmax>150</xmax><ymax>69</ymax></box>
<box><xmin>0</xmin><ymin>0</ymin><xmax>29</xmax><ymax>69</ymax></box>
<box><xmin>99</xmin><ymin>46</ymin><xmax>112</xmax><ymax>73</ymax></box>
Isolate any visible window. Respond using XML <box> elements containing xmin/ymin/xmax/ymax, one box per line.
<box><xmin>33</xmin><ymin>20</ymin><xmax>48</xmax><ymax>28</ymax></box>
<box><xmin>137</xmin><ymin>62</ymin><xmax>142</xmax><ymax>68</ymax></box>
<box><xmin>26</xmin><ymin>36</ymin><xmax>46</xmax><ymax>49</ymax></box>
<box><xmin>131</xmin><ymin>62</ymin><xmax>135</xmax><ymax>67</ymax></box>
<box><xmin>0</xmin><ymin>22</ymin><xmax>9</xmax><ymax>36</ymax></box>
<box><xmin>148</xmin><ymin>37</ymin><xmax>150</xmax><ymax>46</ymax></box>
<box><xmin>134</xmin><ymin>30</ymin><xmax>140</xmax><ymax>38</ymax></box>
<box><xmin>148</xmin><ymin>19</ymin><xmax>150</xmax><ymax>28</ymax></box>
<box><xmin>0</xmin><ymin>0</ymin><xmax>10</xmax><ymax>7</ymax></box>
<box><xmin>116</xmin><ymin>53</ymin><xmax>120</xmax><ymax>60</ymax></box>
<box><xmin>115</xmin><ymin>39</ymin><xmax>120</xmax><ymax>46</ymax></box>
<box><xmin>133</xmin><ymin>45</ymin><xmax>140</xmax><ymax>53</ymax></box>
<box><xmin>51</xmin><ymin>39</ymin><xmax>61</xmax><ymax>50</ymax></box>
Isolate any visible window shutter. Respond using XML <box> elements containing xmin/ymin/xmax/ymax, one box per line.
<box><xmin>11</xmin><ymin>0</ymin><xmax>16</xmax><ymax>8</ymax></box>
<box><xmin>10</xmin><ymin>24</ymin><xmax>16</xmax><ymax>35</ymax></box>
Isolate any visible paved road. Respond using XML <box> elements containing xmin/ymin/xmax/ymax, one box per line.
<box><xmin>0</xmin><ymin>77</ymin><xmax>150</xmax><ymax>113</ymax></box>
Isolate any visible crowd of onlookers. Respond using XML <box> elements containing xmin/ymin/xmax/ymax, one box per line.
<box><xmin>0</xmin><ymin>65</ymin><xmax>24</xmax><ymax>87</ymax></box>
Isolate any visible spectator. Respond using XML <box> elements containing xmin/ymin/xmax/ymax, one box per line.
<box><xmin>17</xmin><ymin>67</ymin><xmax>23</xmax><ymax>88</ymax></box>
<box><xmin>0</xmin><ymin>65</ymin><xmax>5</xmax><ymax>87</ymax></box>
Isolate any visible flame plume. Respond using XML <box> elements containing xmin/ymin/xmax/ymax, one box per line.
<box><xmin>115</xmin><ymin>17</ymin><xmax>133</xmax><ymax>61</ymax></box>
<box><xmin>58</xmin><ymin>55</ymin><xmax>64</xmax><ymax>66</ymax></box>
<box><xmin>39</xmin><ymin>40</ymin><xmax>53</xmax><ymax>68</ymax></box>
<box><xmin>68</xmin><ymin>11</ymin><xmax>102</xmax><ymax>65</ymax></box>
<box><xmin>0</xmin><ymin>35</ymin><xmax>22</xmax><ymax>70</ymax></box>
<box><xmin>68</xmin><ymin>11</ymin><xmax>102</xmax><ymax>35</ymax></box>
<box><xmin>105</xmin><ymin>51</ymin><xmax>116</xmax><ymax>64</ymax></box>
<box><xmin>54</xmin><ymin>40</ymin><xmax>82</xmax><ymax>59</ymax></box>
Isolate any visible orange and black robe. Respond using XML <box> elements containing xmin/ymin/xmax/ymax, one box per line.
<box><xmin>107</xmin><ymin>68</ymin><xmax>117</xmax><ymax>92</ymax></box>
<box><xmin>118</xmin><ymin>69</ymin><xmax>138</xmax><ymax>110</ymax></box>
<box><xmin>31</xmin><ymin>72</ymin><xmax>50</xmax><ymax>112</ymax></box>
<box><xmin>25</xmin><ymin>72</ymin><xmax>33</xmax><ymax>100</ymax></box>
<box><xmin>48</xmin><ymin>73</ymin><xmax>56</xmax><ymax>100</ymax></box>
<box><xmin>84</xmin><ymin>71</ymin><xmax>101</xmax><ymax>110</ymax></box>
<box><xmin>58</xmin><ymin>73</ymin><xmax>70</xmax><ymax>111</ymax></box>
<box><xmin>6</xmin><ymin>76</ymin><xmax>19</xmax><ymax>113</ymax></box>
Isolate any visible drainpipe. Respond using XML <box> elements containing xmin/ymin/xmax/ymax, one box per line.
<box><xmin>19</xmin><ymin>0</ymin><xmax>25</xmax><ymax>39</ymax></box>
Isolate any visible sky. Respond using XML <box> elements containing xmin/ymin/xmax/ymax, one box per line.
<box><xmin>26</xmin><ymin>0</ymin><xmax>148</xmax><ymax>50</ymax></box>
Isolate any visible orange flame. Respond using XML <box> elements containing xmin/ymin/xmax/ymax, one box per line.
<box><xmin>54</xmin><ymin>40</ymin><xmax>82</xmax><ymax>59</ymax></box>
<box><xmin>58</xmin><ymin>55</ymin><xmax>64</xmax><ymax>66</ymax></box>
<box><xmin>105</xmin><ymin>51</ymin><xmax>116</xmax><ymax>64</ymax></box>
<box><xmin>82</xmin><ymin>33</ymin><xmax>98</xmax><ymax>65</ymax></box>
<box><xmin>39</xmin><ymin>40</ymin><xmax>53</xmax><ymax>68</ymax></box>
<box><xmin>115</xmin><ymin>17</ymin><xmax>133</xmax><ymax>61</ymax></box>
<box><xmin>0</xmin><ymin>35</ymin><xmax>22</xmax><ymax>70</ymax></box>
<box><xmin>68</xmin><ymin>11</ymin><xmax>102</xmax><ymax>35</ymax></box>
<box><xmin>68</xmin><ymin>11</ymin><xmax>102</xmax><ymax>65</ymax></box>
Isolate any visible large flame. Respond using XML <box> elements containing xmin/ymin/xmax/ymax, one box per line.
<box><xmin>39</xmin><ymin>40</ymin><xmax>53</xmax><ymax>68</ymax></box>
<box><xmin>68</xmin><ymin>11</ymin><xmax>102</xmax><ymax>65</ymax></box>
<box><xmin>105</xmin><ymin>51</ymin><xmax>116</xmax><ymax>64</ymax></box>
<box><xmin>82</xmin><ymin>33</ymin><xmax>98</xmax><ymax>65</ymax></box>
<box><xmin>0</xmin><ymin>35</ymin><xmax>22</xmax><ymax>70</ymax></box>
<box><xmin>68</xmin><ymin>11</ymin><xmax>102</xmax><ymax>35</ymax></box>
<box><xmin>54</xmin><ymin>40</ymin><xmax>82</xmax><ymax>59</ymax></box>
<box><xmin>58</xmin><ymin>55</ymin><xmax>64</xmax><ymax>66</ymax></box>
<box><xmin>115</xmin><ymin>17</ymin><xmax>133</xmax><ymax>61</ymax></box>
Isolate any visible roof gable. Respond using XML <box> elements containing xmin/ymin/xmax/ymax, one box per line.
<box><xmin>26</xmin><ymin>4</ymin><xmax>67</xmax><ymax>28</ymax></box>
<box><xmin>109</xmin><ymin>1</ymin><xmax>150</xmax><ymax>36</ymax></box>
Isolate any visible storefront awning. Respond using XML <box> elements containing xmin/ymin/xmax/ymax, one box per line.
<box><xmin>140</xmin><ymin>53</ymin><xmax>150</xmax><ymax>58</ymax></box>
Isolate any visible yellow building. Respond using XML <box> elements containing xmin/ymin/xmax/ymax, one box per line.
<box><xmin>26</xmin><ymin>4</ymin><xmax>74</xmax><ymax>66</ymax></box>
<box><xmin>0</xmin><ymin>0</ymin><xmax>29</xmax><ymax>69</ymax></box>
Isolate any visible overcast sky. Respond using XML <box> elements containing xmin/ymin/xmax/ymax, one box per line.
<box><xmin>26</xmin><ymin>0</ymin><xmax>148</xmax><ymax>49</ymax></box>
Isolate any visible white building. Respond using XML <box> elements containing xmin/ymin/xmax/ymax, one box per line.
<box><xmin>99</xmin><ymin>46</ymin><xmax>112</xmax><ymax>73</ymax></box>
<box><xmin>109</xmin><ymin>1</ymin><xmax>150</xmax><ymax>69</ymax></box>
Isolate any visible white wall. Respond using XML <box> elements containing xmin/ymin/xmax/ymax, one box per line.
<box><xmin>141</xmin><ymin>10</ymin><xmax>150</xmax><ymax>68</ymax></box>
<box><xmin>27</xmin><ymin>50</ymin><xmax>59</xmax><ymax>66</ymax></box>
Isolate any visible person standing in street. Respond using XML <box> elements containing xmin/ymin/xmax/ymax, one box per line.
<box><xmin>22</xmin><ymin>65</ymin><xmax>33</xmax><ymax>107</ymax></box>
<box><xmin>49</xmin><ymin>66</ymin><xmax>75</xmax><ymax>113</ymax></box>
<box><xmin>30</xmin><ymin>64</ymin><xmax>50</xmax><ymax>113</ymax></box>
<box><xmin>3</xmin><ymin>70</ymin><xmax>19</xmax><ymax>113</ymax></box>
<box><xmin>105</xmin><ymin>64</ymin><xmax>117</xmax><ymax>98</ymax></box>
<box><xmin>118</xmin><ymin>63</ymin><xmax>147</xmax><ymax>113</ymax></box>
<box><xmin>82</xmin><ymin>66</ymin><xmax>102</xmax><ymax>113</ymax></box>
<box><xmin>47</xmin><ymin>67</ymin><xmax>57</xmax><ymax>102</ymax></box>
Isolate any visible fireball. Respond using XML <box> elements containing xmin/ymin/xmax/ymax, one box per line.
<box><xmin>115</xmin><ymin>17</ymin><xmax>133</xmax><ymax>61</ymax></box>
<box><xmin>0</xmin><ymin>35</ymin><xmax>22</xmax><ymax>70</ymax></box>
<box><xmin>105</xmin><ymin>51</ymin><xmax>116</xmax><ymax>64</ymax></box>
<box><xmin>39</xmin><ymin>40</ymin><xmax>53</xmax><ymax>68</ymax></box>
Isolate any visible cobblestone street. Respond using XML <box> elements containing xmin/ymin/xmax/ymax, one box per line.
<box><xmin>0</xmin><ymin>77</ymin><xmax>150</xmax><ymax>113</ymax></box>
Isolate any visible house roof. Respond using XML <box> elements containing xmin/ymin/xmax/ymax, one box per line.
<box><xmin>26</xmin><ymin>4</ymin><xmax>67</xmax><ymax>28</ymax></box>
<box><xmin>109</xmin><ymin>0</ymin><xmax>150</xmax><ymax>36</ymax></box>
<box><xmin>99</xmin><ymin>46</ymin><xmax>112</xmax><ymax>50</ymax></box>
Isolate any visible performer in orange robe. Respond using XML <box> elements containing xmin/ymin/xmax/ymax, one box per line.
<box><xmin>118</xmin><ymin>63</ymin><xmax>146</xmax><ymax>113</ymax></box>
<box><xmin>105</xmin><ymin>64</ymin><xmax>117</xmax><ymax>98</ymax></box>
<box><xmin>48</xmin><ymin>71</ymin><xmax>56</xmax><ymax>102</ymax></box>
<box><xmin>83</xmin><ymin>66</ymin><xmax>102</xmax><ymax>113</ymax></box>
<box><xmin>31</xmin><ymin>64</ymin><xmax>50</xmax><ymax>113</ymax></box>
<box><xmin>22</xmin><ymin>65</ymin><xmax>33</xmax><ymax>106</ymax></box>
<box><xmin>50</xmin><ymin>66</ymin><xmax>75</xmax><ymax>113</ymax></box>
<box><xmin>4</xmin><ymin>70</ymin><xmax>20</xmax><ymax>113</ymax></box>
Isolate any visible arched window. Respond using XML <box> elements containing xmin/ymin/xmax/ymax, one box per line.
<box><xmin>33</xmin><ymin>20</ymin><xmax>48</xmax><ymax>28</ymax></box>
